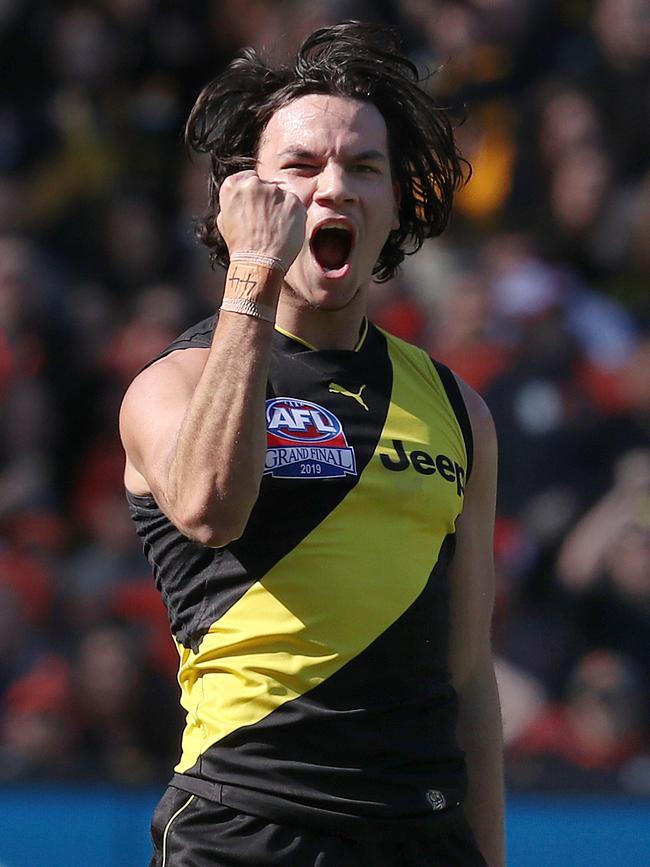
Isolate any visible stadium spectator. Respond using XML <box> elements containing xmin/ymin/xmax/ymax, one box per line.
<box><xmin>508</xmin><ymin>650</ymin><xmax>650</xmax><ymax>792</ymax></box>
<box><xmin>556</xmin><ymin>450</ymin><xmax>650</xmax><ymax>679</ymax></box>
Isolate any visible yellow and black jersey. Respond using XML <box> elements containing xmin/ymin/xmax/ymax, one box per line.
<box><xmin>127</xmin><ymin>316</ymin><xmax>474</xmax><ymax>841</ymax></box>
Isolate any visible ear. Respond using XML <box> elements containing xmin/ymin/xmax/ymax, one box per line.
<box><xmin>391</xmin><ymin>182</ymin><xmax>401</xmax><ymax>231</ymax></box>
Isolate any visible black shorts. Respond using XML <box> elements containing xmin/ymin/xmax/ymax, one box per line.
<box><xmin>149</xmin><ymin>785</ymin><xmax>488</xmax><ymax>867</ymax></box>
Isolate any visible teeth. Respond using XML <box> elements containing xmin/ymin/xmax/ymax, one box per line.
<box><xmin>313</xmin><ymin>221</ymin><xmax>353</xmax><ymax>238</ymax></box>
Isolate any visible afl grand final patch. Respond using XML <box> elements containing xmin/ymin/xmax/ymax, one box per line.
<box><xmin>264</xmin><ymin>397</ymin><xmax>357</xmax><ymax>479</ymax></box>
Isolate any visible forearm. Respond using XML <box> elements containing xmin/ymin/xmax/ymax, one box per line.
<box><xmin>165</xmin><ymin>309</ymin><xmax>275</xmax><ymax>544</ymax></box>
<box><xmin>457</xmin><ymin>660</ymin><xmax>505</xmax><ymax>867</ymax></box>
<box><xmin>122</xmin><ymin>172</ymin><xmax>306</xmax><ymax>545</ymax></box>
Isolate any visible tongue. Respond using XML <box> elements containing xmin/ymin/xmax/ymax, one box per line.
<box><xmin>313</xmin><ymin>231</ymin><xmax>348</xmax><ymax>271</ymax></box>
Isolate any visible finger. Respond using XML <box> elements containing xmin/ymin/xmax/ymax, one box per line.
<box><xmin>254</xmin><ymin>178</ymin><xmax>295</xmax><ymax>205</ymax></box>
<box><xmin>262</xmin><ymin>177</ymin><xmax>289</xmax><ymax>193</ymax></box>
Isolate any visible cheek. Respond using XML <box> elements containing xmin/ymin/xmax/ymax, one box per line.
<box><xmin>368</xmin><ymin>196</ymin><xmax>399</xmax><ymax>245</ymax></box>
<box><xmin>369</xmin><ymin>183</ymin><xmax>399</xmax><ymax>231</ymax></box>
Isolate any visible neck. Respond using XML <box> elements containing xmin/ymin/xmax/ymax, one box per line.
<box><xmin>275</xmin><ymin>287</ymin><xmax>368</xmax><ymax>351</ymax></box>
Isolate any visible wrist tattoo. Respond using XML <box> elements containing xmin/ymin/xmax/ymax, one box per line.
<box><xmin>223</xmin><ymin>261</ymin><xmax>283</xmax><ymax>309</ymax></box>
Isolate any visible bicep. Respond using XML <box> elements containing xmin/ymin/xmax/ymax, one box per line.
<box><xmin>119</xmin><ymin>353</ymin><xmax>200</xmax><ymax>498</ymax></box>
<box><xmin>448</xmin><ymin>383</ymin><xmax>498</xmax><ymax>690</ymax></box>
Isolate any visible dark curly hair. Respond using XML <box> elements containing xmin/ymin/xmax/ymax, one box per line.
<box><xmin>185</xmin><ymin>21</ymin><xmax>468</xmax><ymax>282</ymax></box>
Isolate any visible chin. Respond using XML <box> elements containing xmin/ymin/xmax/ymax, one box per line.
<box><xmin>306</xmin><ymin>280</ymin><xmax>363</xmax><ymax>312</ymax></box>
<box><xmin>286</xmin><ymin>265</ymin><xmax>365</xmax><ymax>312</ymax></box>
<box><xmin>310</xmin><ymin>294</ymin><xmax>359</xmax><ymax>312</ymax></box>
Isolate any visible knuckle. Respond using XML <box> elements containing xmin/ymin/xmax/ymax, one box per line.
<box><xmin>219</xmin><ymin>180</ymin><xmax>233</xmax><ymax>200</ymax></box>
<box><xmin>224</xmin><ymin>170</ymin><xmax>255</xmax><ymax>190</ymax></box>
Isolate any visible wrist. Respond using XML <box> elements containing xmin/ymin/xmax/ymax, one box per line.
<box><xmin>221</xmin><ymin>255</ymin><xmax>284</xmax><ymax>322</ymax></box>
<box><xmin>224</xmin><ymin>259</ymin><xmax>283</xmax><ymax>306</ymax></box>
<box><xmin>220</xmin><ymin>296</ymin><xmax>276</xmax><ymax>322</ymax></box>
<box><xmin>229</xmin><ymin>250</ymin><xmax>285</xmax><ymax>273</ymax></box>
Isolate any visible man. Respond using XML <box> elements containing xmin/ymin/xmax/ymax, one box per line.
<box><xmin>120</xmin><ymin>21</ymin><xmax>504</xmax><ymax>867</ymax></box>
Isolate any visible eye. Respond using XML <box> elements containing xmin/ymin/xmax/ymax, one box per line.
<box><xmin>283</xmin><ymin>163</ymin><xmax>319</xmax><ymax>174</ymax></box>
<box><xmin>353</xmin><ymin>164</ymin><xmax>379</xmax><ymax>174</ymax></box>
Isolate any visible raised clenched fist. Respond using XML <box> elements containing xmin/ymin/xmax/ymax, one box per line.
<box><xmin>217</xmin><ymin>171</ymin><xmax>306</xmax><ymax>271</ymax></box>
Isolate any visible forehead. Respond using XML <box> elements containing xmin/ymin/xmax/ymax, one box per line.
<box><xmin>258</xmin><ymin>94</ymin><xmax>390</xmax><ymax>159</ymax></box>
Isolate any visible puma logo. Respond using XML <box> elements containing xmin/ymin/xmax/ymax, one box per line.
<box><xmin>328</xmin><ymin>382</ymin><xmax>369</xmax><ymax>411</ymax></box>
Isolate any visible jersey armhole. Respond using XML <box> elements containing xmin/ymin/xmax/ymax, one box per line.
<box><xmin>430</xmin><ymin>359</ymin><xmax>474</xmax><ymax>482</ymax></box>
<box><xmin>139</xmin><ymin>315</ymin><xmax>216</xmax><ymax>373</ymax></box>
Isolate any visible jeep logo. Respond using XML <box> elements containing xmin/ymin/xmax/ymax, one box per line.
<box><xmin>379</xmin><ymin>439</ymin><xmax>465</xmax><ymax>496</ymax></box>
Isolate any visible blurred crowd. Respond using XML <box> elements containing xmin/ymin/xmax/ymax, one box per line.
<box><xmin>0</xmin><ymin>0</ymin><xmax>648</xmax><ymax>792</ymax></box>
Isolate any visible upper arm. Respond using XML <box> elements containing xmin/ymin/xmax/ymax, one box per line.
<box><xmin>119</xmin><ymin>349</ymin><xmax>206</xmax><ymax>501</ymax></box>
<box><xmin>448</xmin><ymin>377</ymin><xmax>498</xmax><ymax>690</ymax></box>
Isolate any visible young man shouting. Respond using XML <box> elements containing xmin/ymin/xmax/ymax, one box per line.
<box><xmin>120</xmin><ymin>21</ymin><xmax>504</xmax><ymax>867</ymax></box>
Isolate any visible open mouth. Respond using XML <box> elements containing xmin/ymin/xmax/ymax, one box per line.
<box><xmin>310</xmin><ymin>224</ymin><xmax>354</xmax><ymax>276</ymax></box>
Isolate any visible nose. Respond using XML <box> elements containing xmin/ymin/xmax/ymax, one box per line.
<box><xmin>313</xmin><ymin>161</ymin><xmax>356</xmax><ymax>207</ymax></box>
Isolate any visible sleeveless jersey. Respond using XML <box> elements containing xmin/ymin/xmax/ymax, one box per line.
<box><xmin>127</xmin><ymin>315</ymin><xmax>474</xmax><ymax>841</ymax></box>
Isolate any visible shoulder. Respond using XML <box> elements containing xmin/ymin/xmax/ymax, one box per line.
<box><xmin>375</xmin><ymin>325</ymin><xmax>428</xmax><ymax>364</ymax></box>
<box><xmin>120</xmin><ymin>315</ymin><xmax>216</xmax><ymax>416</ymax></box>
<box><xmin>454</xmin><ymin>375</ymin><xmax>496</xmax><ymax>448</ymax></box>
<box><xmin>451</xmin><ymin>374</ymin><xmax>497</xmax><ymax>500</ymax></box>
<box><xmin>377</xmin><ymin>326</ymin><xmax>450</xmax><ymax>392</ymax></box>
<box><xmin>119</xmin><ymin>347</ymin><xmax>209</xmax><ymax>495</ymax></box>
<box><xmin>120</xmin><ymin>346</ymin><xmax>208</xmax><ymax>423</ymax></box>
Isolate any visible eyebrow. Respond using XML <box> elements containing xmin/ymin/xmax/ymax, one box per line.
<box><xmin>278</xmin><ymin>148</ymin><xmax>387</xmax><ymax>162</ymax></box>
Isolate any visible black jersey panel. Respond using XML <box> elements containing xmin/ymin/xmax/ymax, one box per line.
<box><xmin>144</xmin><ymin>314</ymin><xmax>216</xmax><ymax>366</ymax></box>
<box><xmin>430</xmin><ymin>359</ymin><xmax>474</xmax><ymax>480</ymax></box>
<box><xmin>179</xmin><ymin>534</ymin><xmax>466</xmax><ymax>829</ymax></box>
<box><xmin>127</xmin><ymin>492</ymin><xmax>252</xmax><ymax>649</ymax></box>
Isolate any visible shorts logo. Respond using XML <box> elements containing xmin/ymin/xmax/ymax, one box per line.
<box><xmin>264</xmin><ymin>397</ymin><xmax>357</xmax><ymax>479</ymax></box>
<box><xmin>426</xmin><ymin>789</ymin><xmax>447</xmax><ymax>811</ymax></box>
